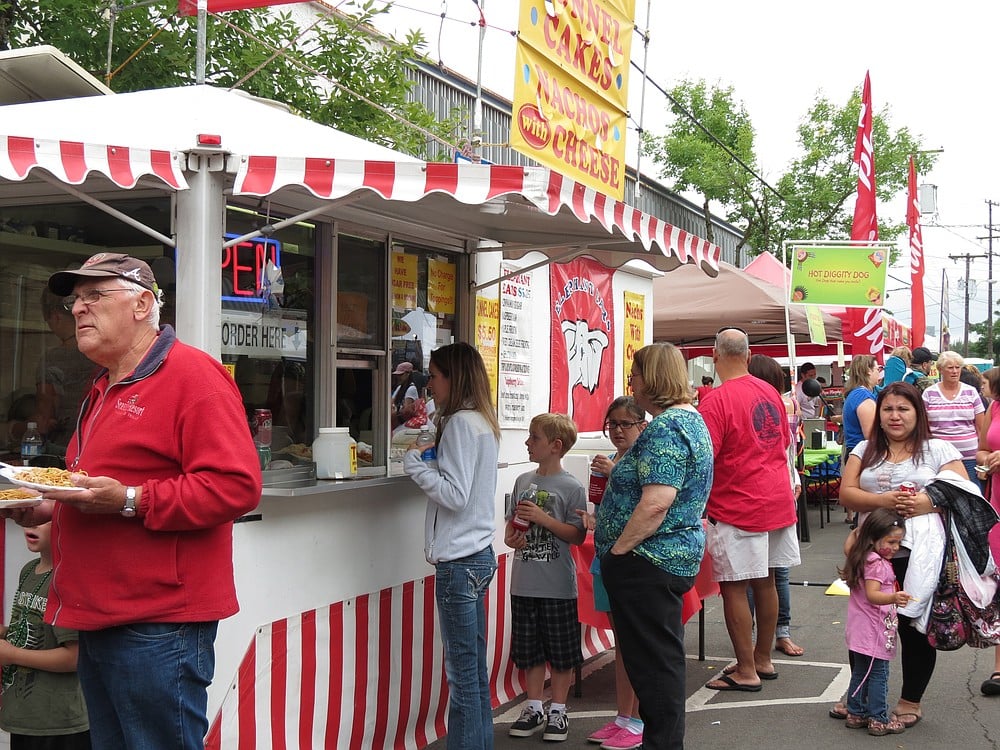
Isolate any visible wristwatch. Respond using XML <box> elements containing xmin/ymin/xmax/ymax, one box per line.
<box><xmin>121</xmin><ymin>486</ymin><xmax>138</xmax><ymax>518</ymax></box>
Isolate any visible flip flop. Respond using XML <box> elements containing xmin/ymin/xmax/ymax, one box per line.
<box><xmin>981</xmin><ymin>672</ymin><xmax>1000</xmax><ymax>696</ymax></box>
<box><xmin>722</xmin><ymin>664</ymin><xmax>778</xmax><ymax>680</ymax></box>
<box><xmin>775</xmin><ymin>638</ymin><xmax>805</xmax><ymax>657</ymax></box>
<box><xmin>706</xmin><ymin>674</ymin><xmax>763</xmax><ymax>692</ymax></box>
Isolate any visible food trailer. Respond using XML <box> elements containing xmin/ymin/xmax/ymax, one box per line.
<box><xmin>0</xmin><ymin>53</ymin><xmax>720</xmax><ymax>748</ymax></box>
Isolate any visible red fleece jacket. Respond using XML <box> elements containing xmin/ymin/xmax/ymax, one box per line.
<box><xmin>47</xmin><ymin>326</ymin><xmax>262</xmax><ymax>630</ymax></box>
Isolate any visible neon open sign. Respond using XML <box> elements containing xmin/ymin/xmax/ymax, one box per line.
<box><xmin>221</xmin><ymin>233</ymin><xmax>281</xmax><ymax>303</ymax></box>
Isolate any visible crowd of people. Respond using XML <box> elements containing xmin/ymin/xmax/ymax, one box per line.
<box><xmin>4</xmin><ymin>255</ymin><xmax>999</xmax><ymax>750</ymax></box>
<box><xmin>403</xmin><ymin>333</ymin><xmax>1000</xmax><ymax>750</ymax></box>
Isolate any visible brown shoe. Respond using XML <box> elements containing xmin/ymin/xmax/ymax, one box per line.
<box><xmin>845</xmin><ymin>714</ymin><xmax>869</xmax><ymax>729</ymax></box>
<box><xmin>868</xmin><ymin>719</ymin><xmax>905</xmax><ymax>736</ymax></box>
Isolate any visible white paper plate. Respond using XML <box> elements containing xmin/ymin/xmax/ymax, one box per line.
<box><xmin>0</xmin><ymin>467</ymin><xmax>87</xmax><ymax>493</ymax></box>
<box><xmin>0</xmin><ymin>491</ymin><xmax>43</xmax><ymax>508</ymax></box>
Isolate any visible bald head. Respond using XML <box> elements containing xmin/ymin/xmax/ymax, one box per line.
<box><xmin>713</xmin><ymin>328</ymin><xmax>750</xmax><ymax>381</ymax></box>
<box><xmin>715</xmin><ymin>328</ymin><xmax>749</xmax><ymax>358</ymax></box>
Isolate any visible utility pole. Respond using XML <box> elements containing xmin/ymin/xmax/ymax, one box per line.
<box><xmin>988</xmin><ymin>200</ymin><xmax>999</xmax><ymax>361</ymax></box>
<box><xmin>949</xmin><ymin>252</ymin><xmax>987</xmax><ymax>357</ymax></box>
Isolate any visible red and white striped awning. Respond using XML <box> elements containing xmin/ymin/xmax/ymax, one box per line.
<box><xmin>233</xmin><ymin>157</ymin><xmax>721</xmax><ymax>276</ymax></box>
<box><xmin>0</xmin><ymin>134</ymin><xmax>188</xmax><ymax>190</ymax></box>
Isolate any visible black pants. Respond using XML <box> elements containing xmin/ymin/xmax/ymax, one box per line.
<box><xmin>892</xmin><ymin>555</ymin><xmax>936</xmax><ymax>702</ymax></box>
<box><xmin>11</xmin><ymin>731</ymin><xmax>91</xmax><ymax>750</ymax></box>
<box><xmin>602</xmin><ymin>551</ymin><xmax>694</xmax><ymax>750</ymax></box>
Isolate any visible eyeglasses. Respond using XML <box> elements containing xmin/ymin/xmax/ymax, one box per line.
<box><xmin>604</xmin><ymin>420</ymin><xmax>643</xmax><ymax>432</ymax></box>
<box><xmin>62</xmin><ymin>288</ymin><xmax>132</xmax><ymax>311</ymax></box>
<box><xmin>717</xmin><ymin>326</ymin><xmax>748</xmax><ymax>337</ymax></box>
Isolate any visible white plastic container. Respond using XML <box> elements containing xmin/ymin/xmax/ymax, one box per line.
<box><xmin>314</xmin><ymin>427</ymin><xmax>357</xmax><ymax>479</ymax></box>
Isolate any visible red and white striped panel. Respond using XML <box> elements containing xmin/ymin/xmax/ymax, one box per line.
<box><xmin>206</xmin><ymin>552</ymin><xmax>613</xmax><ymax>750</ymax></box>
<box><xmin>0</xmin><ymin>135</ymin><xmax>188</xmax><ymax>190</ymax></box>
<box><xmin>232</xmin><ymin>157</ymin><xmax>721</xmax><ymax>274</ymax></box>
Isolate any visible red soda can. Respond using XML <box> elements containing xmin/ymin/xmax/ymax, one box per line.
<box><xmin>899</xmin><ymin>481</ymin><xmax>917</xmax><ymax>495</ymax></box>
<box><xmin>253</xmin><ymin>409</ymin><xmax>273</xmax><ymax>447</ymax></box>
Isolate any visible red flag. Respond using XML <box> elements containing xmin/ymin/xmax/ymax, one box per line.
<box><xmin>846</xmin><ymin>72</ymin><xmax>884</xmax><ymax>360</ymax></box>
<box><xmin>177</xmin><ymin>0</ymin><xmax>303</xmax><ymax>15</ymax></box>
<box><xmin>851</xmin><ymin>72</ymin><xmax>878</xmax><ymax>242</ymax></box>
<box><xmin>908</xmin><ymin>156</ymin><xmax>926</xmax><ymax>346</ymax></box>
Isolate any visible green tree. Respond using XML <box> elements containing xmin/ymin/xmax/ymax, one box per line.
<box><xmin>643</xmin><ymin>78</ymin><xmax>935</xmax><ymax>262</ymax></box>
<box><xmin>4</xmin><ymin>0</ymin><xmax>459</xmax><ymax>158</ymax></box>
<box><xmin>641</xmin><ymin>80</ymin><xmax>758</xmax><ymax>249</ymax></box>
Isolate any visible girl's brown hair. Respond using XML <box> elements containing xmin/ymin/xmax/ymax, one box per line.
<box><xmin>430</xmin><ymin>342</ymin><xmax>500</xmax><ymax>440</ymax></box>
<box><xmin>839</xmin><ymin>508</ymin><xmax>906</xmax><ymax>589</ymax></box>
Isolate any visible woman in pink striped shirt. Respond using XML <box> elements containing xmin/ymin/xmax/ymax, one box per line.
<box><xmin>921</xmin><ymin>351</ymin><xmax>985</xmax><ymax>487</ymax></box>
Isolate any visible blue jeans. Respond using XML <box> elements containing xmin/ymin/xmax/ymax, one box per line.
<box><xmin>846</xmin><ymin>651</ymin><xmax>890</xmax><ymax>722</ymax></box>
<box><xmin>436</xmin><ymin>547</ymin><xmax>497</xmax><ymax>750</ymax></box>
<box><xmin>77</xmin><ymin>622</ymin><xmax>218</xmax><ymax>749</ymax></box>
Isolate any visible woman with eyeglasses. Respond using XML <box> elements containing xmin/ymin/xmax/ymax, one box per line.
<box><xmin>582</xmin><ymin>397</ymin><xmax>647</xmax><ymax>748</ymax></box>
<box><xmin>593</xmin><ymin>343</ymin><xmax>713</xmax><ymax>749</ymax></box>
<box><xmin>833</xmin><ymin>382</ymin><xmax>964</xmax><ymax>728</ymax></box>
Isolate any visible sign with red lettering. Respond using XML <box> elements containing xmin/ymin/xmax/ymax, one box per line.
<box><xmin>511</xmin><ymin>0</ymin><xmax>635</xmax><ymax>199</ymax></box>
<box><xmin>549</xmin><ymin>258</ymin><xmax>615</xmax><ymax>431</ymax></box>
<box><xmin>221</xmin><ymin>233</ymin><xmax>280</xmax><ymax>303</ymax></box>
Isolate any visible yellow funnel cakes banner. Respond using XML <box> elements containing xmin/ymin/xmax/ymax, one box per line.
<box><xmin>512</xmin><ymin>0</ymin><xmax>635</xmax><ymax>199</ymax></box>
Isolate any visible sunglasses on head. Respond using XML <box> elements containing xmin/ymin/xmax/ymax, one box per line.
<box><xmin>717</xmin><ymin>326</ymin><xmax>748</xmax><ymax>337</ymax></box>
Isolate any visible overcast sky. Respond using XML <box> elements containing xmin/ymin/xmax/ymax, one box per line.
<box><xmin>372</xmin><ymin>1</ymin><xmax>1000</xmax><ymax>346</ymax></box>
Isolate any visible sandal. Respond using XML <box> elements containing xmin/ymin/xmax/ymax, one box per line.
<box><xmin>868</xmin><ymin>718</ymin><xmax>905</xmax><ymax>736</ymax></box>
<box><xmin>829</xmin><ymin>702</ymin><xmax>848</xmax><ymax>720</ymax></box>
<box><xmin>981</xmin><ymin>671</ymin><xmax>1000</xmax><ymax>696</ymax></box>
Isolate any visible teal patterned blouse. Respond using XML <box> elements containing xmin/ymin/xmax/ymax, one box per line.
<box><xmin>594</xmin><ymin>406</ymin><xmax>714</xmax><ymax>577</ymax></box>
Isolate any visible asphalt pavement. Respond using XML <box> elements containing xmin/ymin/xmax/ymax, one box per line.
<box><xmin>425</xmin><ymin>500</ymin><xmax>1000</xmax><ymax>749</ymax></box>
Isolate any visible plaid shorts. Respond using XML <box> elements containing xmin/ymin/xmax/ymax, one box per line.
<box><xmin>510</xmin><ymin>595</ymin><xmax>583</xmax><ymax>671</ymax></box>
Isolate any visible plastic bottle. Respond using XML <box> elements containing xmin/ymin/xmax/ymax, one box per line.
<box><xmin>511</xmin><ymin>483</ymin><xmax>538</xmax><ymax>533</ymax></box>
<box><xmin>314</xmin><ymin>427</ymin><xmax>358</xmax><ymax>479</ymax></box>
<box><xmin>588</xmin><ymin>455</ymin><xmax>609</xmax><ymax>505</ymax></box>
<box><xmin>415</xmin><ymin>425</ymin><xmax>437</xmax><ymax>467</ymax></box>
<box><xmin>20</xmin><ymin>422</ymin><xmax>43</xmax><ymax>464</ymax></box>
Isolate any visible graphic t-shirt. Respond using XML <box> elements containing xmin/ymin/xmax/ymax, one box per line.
<box><xmin>699</xmin><ymin>375</ymin><xmax>796</xmax><ymax>532</ymax></box>
<box><xmin>594</xmin><ymin>407</ymin><xmax>713</xmax><ymax>577</ymax></box>
<box><xmin>508</xmin><ymin>470</ymin><xmax>586</xmax><ymax>599</ymax></box>
<box><xmin>0</xmin><ymin>560</ymin><xmax>88</xmax><ymax>736</ymax></box>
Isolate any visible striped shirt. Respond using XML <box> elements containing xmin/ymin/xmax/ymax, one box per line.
<box><xmin>922</xmin><ymin>383</ymin><xmax>985</xmax><ymax>458</ymax></box>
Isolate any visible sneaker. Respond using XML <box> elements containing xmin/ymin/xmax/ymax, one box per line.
<box><xmin>509</xmin><ymin>707</ymin><xmax>545</xmax><ymax>737</ymax></box>
<box><xmin>867</xmin><ymin>718</ymin><xmax>905</xmax><ymax>736</ymax></box>
<box><xmin>600</xmin><ymin>726</ymin><xmax>643</xmax><ymax>749</ymax></box>
<box><xmin>542</xmin><ymin>710</ymin><xmax>569</xmax><ymax>742</ymax></box>
<box><xmin>587</xmin><ymin>721</ymin><xmax>622</xmax><ymax>743</ymax></box>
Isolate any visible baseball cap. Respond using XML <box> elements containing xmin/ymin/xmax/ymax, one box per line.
<box><xmin>911</xmin><ymin>347</ymin><xmax>935</xmax><ymax>365</ymax></box>
<box><xmin>48</xmin><ymin>253</ymin><xmax>158</xmax><ymax>296</ymax></box>
<box><xmin>393</xmin><ymin>361</ymin><xmax>415</xmax><ymax>375</ymax></box>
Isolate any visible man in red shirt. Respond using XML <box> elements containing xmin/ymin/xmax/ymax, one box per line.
<box><xmin>699</xmin><ymin>328</ymin><xmax>801</xmax><ymax>692</ymax></box>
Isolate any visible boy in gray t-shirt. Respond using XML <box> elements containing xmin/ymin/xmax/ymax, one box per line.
<box><xmin>504</xmin><ymin>413</ymin><xmax>587</xmax><ymax>742</ymax></box>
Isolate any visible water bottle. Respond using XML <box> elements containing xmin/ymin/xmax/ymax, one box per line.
<box><xmin>20</xmin><ymin>422</ymin><xmax>43</xmax><ymax>464</ymax></box>
<box><xmin>415</xmin><ymin>425</ymin><xmax>437</xmax><ymax>467</ymax></box>
<box><xmin>511</xmin><ymin>483</ymin><xmax>538</xmax><ymax>533</ymax></box>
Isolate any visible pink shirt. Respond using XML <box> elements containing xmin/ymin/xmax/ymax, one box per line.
<box><xmin>846</xmin><ymin>552</ymin><xmax>899</xmax><ymax>659</ymax></box>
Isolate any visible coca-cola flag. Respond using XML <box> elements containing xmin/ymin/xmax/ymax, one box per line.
<box><xmin>177</xmin><ymin>0</ymin><xmax>303</xmax><ymax>15</ymax></box>
<box><xmin>908</xmin><ymin>156</ymin><xmax>927</xmax><ymax>346</ymax></box>
<box><xmin>847</xmin><ymin>71</ymin><xmax>884</xmax><ymax>360</ymax></box>
<box><xmin>851</xmin><ymin>72</ymin><xmax>878</xmax><ymax>242</ymax></box>
<box><xmin>550</xmin><ymin>258</ymin><xmax>615</xmax><ymax>432</ymax></box>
